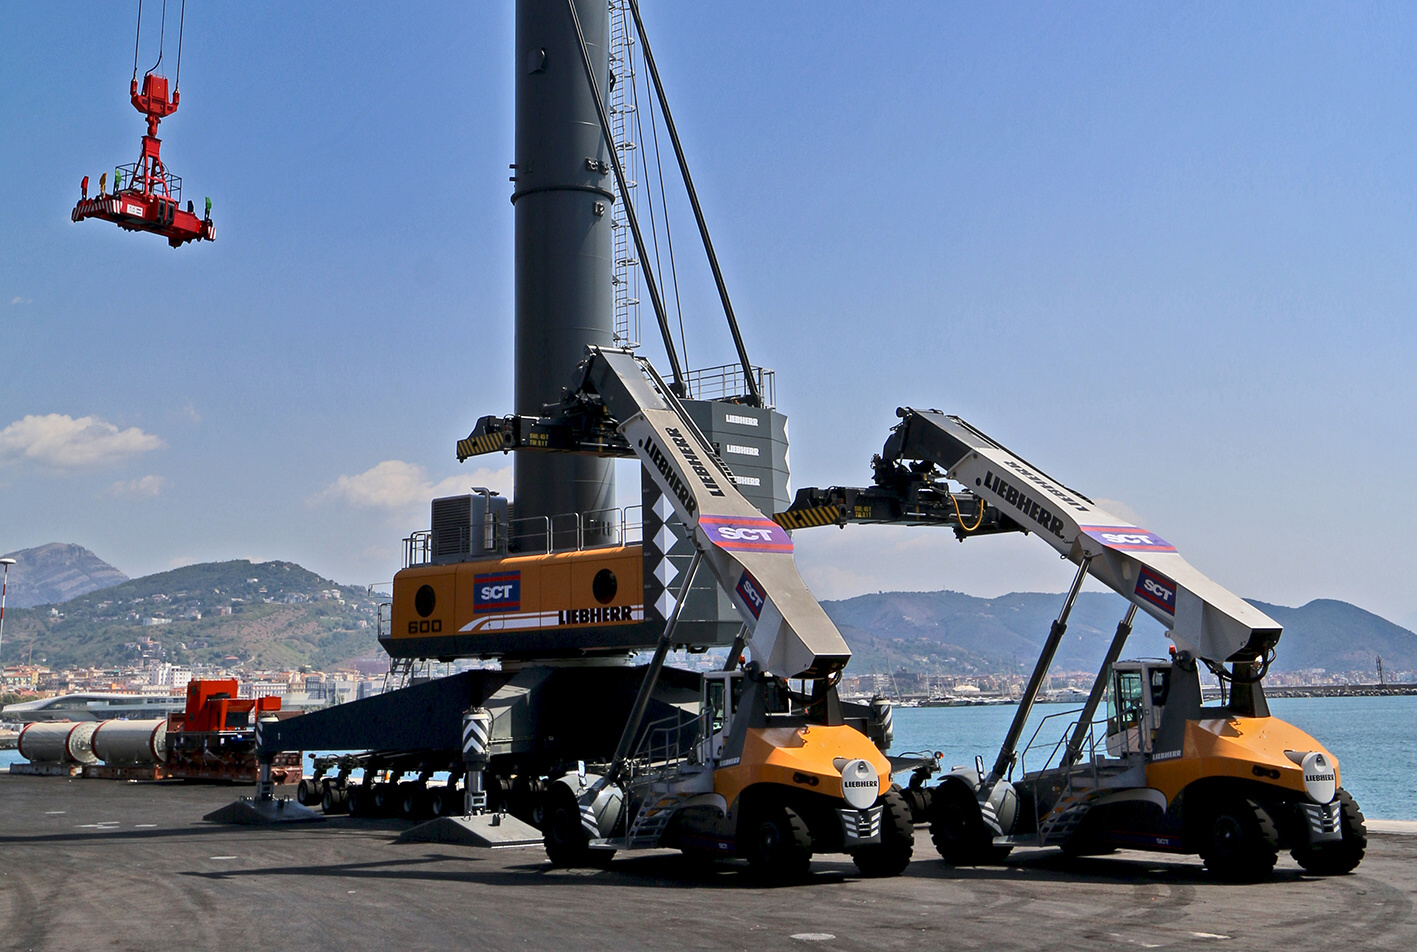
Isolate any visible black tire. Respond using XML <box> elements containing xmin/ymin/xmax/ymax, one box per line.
<box><xmin>295</xmin><ymin>778</ymin><xmax>318</xmax><ymax>806</ymax></box>
<box><xmin>371</xmin><ymin>782</ymin><xmax>397</xmax><ymax>817</ymax></box>
<box><xmin>852</xmin><ymin>787</ymin><xmax>915</xmax><ymax>878</ymax></box>
<box><xmin>1198</xmin><ymin>797</ymin><xmax>1279</xmax><ymax>881</ymax></box>
<box><xmin>544</xmin><ymin>785</ymin><xmax>600</xmax><ymax>867</ymax></box>
<box><xmin>346</xmin><ymin>783</ymin><xmax>373</xmax><ymax>818</ymax></box>
<box><xmin>929</xmin><ymin>786</ymin><xmax>1011</xmax><ymax>866</ymax></box>
<box><xmin>741</xmin><ymin>800</ymin><xmax>813</xmax><ymax>882</ymax></box>
<box><xmin>321</xmin><ymin>784</ymin><xmax>348</xmax><ymax>815</ymax></box>
<box><xmin>1292</xmin><ymin>788</ymin><xmax>1367</xmax><ymax>875</ymax></box>
<box><xmin>398</xmin><ymin>782</ymin><xmax>428</xmax><ymax>820</ymax></box>
<box><xmin>428</xmin><ymin>783</ymin><xmax>457</xmax><ymax>819</ymax></box>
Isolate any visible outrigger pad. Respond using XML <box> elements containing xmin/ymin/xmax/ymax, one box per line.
<box><xmin>397</xmin><ymin>813</ymin><xmax>542</xmax><ymax>848</ymax></box>
<box><xmin>204</xmin><ymin>797</ymin><xmax>326</xmax><ymax>825</ymax></box>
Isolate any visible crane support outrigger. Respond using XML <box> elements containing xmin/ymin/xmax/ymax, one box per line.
<box><xmin>778</xmin><ymin>408</ymin><xmax>1367</xmax><ymax>879</ymax></box>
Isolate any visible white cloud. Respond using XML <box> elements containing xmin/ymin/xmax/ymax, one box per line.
<box><xmin>0</xmin><ymin>414</ymin><xmax>165</xmax><ymax>468</ymax></box>
<box><xmin>322</xmin><ymin>460</ymin><xmax>512</xmax><ymax>511</ymax></box>
<box><xmin>109</xmin><ymin>475</ymin><xmax>168</xmax><ymax>497</ymax></box>
<box><xmin>11</xmin><ymin>296</ymin><xmax>31</xmax><ymax>305</ymax></box>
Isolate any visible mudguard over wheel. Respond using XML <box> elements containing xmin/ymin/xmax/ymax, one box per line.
<box><xmin>1292</xmin><ymin>788</ymin><xmax>1367</xmax><ymax>875</ymax></box>
<box><xmin>742</xmin><ymin>800</ymin><xmax>813</xmax><ymax>882</ymax></box>
<box><xmin>852</xmin><ymin>787</ymin><xmax>915</xmax><ymax>878</ymax></box>
<box><xmin>929</xmin><ymin>785</ymin><xmax>1011</xmax><ymax>866</ymax></box>
<box><xmin>1198</xmin><ymin>797</ymin><xmax>1279</xmax><ymax>881</ymax></box>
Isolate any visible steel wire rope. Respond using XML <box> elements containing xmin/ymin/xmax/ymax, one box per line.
<box><xmin>174</xmin><ymin>0</ymin><xmax>186</xmax><ymax>91</ymax></box>
<box><xmin>637</xmin><ymin>38</ymin><xmax>690</xmax><ymax>378</ymax></box>
<box><xmin>145</xmin><ymin>0</ymin><xmax>168</xmax><ymax>77</ymax></box>
<box><xmin>629</xmin><ymin>49</ymin><xmax>677</xmax><ymax>373</ymax></box>
<box><xmin>132</xmin><ymin>0</ymin><xmax>144</xmax><ymax>81</ymax></box>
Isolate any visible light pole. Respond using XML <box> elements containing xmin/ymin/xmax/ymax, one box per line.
<box><xmin>0</xmin><ymin>557</ymin><xmax>15</xmax><ymax>668</ymax></box>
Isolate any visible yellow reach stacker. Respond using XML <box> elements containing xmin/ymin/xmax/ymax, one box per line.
<box><xmin>778</xmin><ymin>409</ymin><xmax>1366</xmax><ymax>880</ymax></box>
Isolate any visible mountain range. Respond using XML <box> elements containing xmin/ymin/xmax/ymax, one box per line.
<box><xmin>0</xmin><ymin>543</ymin><xmax>129</xmax><ymax>608</ymax></box>
<box><xmin>0</xmin><ymin>552</ymin><xmax>383</xmax><ymax>671</ymax></box>
<box><xmin>2</xmin><ymin>543</ymin><xmax>1413</xmax><ymax>678</ymax></box>
<box><xmin>820</xmin><ymin>590</ymin><xmax>1417</xmax><ymax>678</ymax></box>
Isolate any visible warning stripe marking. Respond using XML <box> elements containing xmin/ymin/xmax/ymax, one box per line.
<box><xmin>772</xmin><ymin>505</ymin><xmax>845</xmax><ymax>530</ymax></box>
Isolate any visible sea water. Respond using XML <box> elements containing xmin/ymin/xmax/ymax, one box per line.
<box><xmin>2</xmin><ymin>695</ymin><xmax>1412</xmax><ymax>819</ymax></box>
<box><xmin>890</xmin><ymin>694</ymin><xmax>1417</xmax><ymax>821</ymax></box>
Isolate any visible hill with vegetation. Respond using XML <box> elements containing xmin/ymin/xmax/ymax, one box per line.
<box><xmin>821</xmin><ymin>590</ymin><xmax>1417</xmax><ymax>679</ymax></box>
<box><xmin>5</xmin><ymin>548</ymin><xmax>1411</xmax><ymax>681</ymax></box>
<box><xmin>0</xmin><ymin>559</ymin><xmax>385</xmax><ymax>671</ymax></box>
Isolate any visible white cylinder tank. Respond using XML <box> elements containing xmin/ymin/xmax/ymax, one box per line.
<box><xmin>17</xmin><ymin>721</ymin><xmax>100</xmax><ymax>765</ymax></box>
<box><xmin>90</xmin><ymin>718</ymin><xmax>169</xmax><ymax>765</ymax></box>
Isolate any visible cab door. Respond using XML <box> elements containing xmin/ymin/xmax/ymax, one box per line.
<box><xmin>1105</xmin><ymin>667</ymin><xmax>1148</xmax><ymax>756</ymax></box>
<box><xmin>698</xmin><ymin>671</ymin><xmax>740</xmax><ymax>764</ymax></box>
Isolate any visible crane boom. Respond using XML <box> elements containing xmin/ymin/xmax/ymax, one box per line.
<box><xmin>461</xmin><ymin>347</ymin><xmax>851</xmax><ymax>679</ymax></box>
<box><xmin>780</xmin><ymin>408</ymin><xmax>1281</xmax><ymax>666</ymax></box>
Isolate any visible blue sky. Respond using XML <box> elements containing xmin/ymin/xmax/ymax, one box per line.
<box><xmin>2</xmin><ymin>3</ymin><xmax>1415</xmax><ymax>629</ymax></box>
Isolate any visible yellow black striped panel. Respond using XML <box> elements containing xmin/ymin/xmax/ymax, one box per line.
<box><xmin>456</xmin><ymin>432</ymin><xmax>505</xmax><ymax>462</ymax></box>
<box><xmin>772</xmin><ymin>504</ymin><xmax>846</xmax><ymax>530</ymax></box>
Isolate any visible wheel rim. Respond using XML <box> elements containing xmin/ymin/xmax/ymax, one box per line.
<box><xmin>1213</xmin><ymin>815</ymin><xmax>1244</xmax><ymax>856</ymax></box>
<box><xmin>550</xmin><ymin>807</ymin><xmax>578</xmax><ymax>849</ymax></box>
<box><xmin>757</xmin><ymin>820</ymin><xmax>783</xmax><ymax>859</ymax></box>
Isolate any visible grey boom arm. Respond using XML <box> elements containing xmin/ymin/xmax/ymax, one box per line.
<box><xmin>882</xmin><ymin>409</ymin><xmax>1282</xmax><ymax>665</ymax></box>
<box><xmin>461</xmin><ymin>347</ymin><xmax>851</xmax><ymax>679</ymax></box>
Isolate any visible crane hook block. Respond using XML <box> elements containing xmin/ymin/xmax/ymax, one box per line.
<box><xmin>70</xmin><ymin>72</ymin><xmax>214</xmax><ymax>248</ymax></box>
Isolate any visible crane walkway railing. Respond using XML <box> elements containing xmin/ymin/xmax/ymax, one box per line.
<box><xmin>402</xmin><ymin>505</ymin><xmax>644</xmax><ymax>567</ymax></box>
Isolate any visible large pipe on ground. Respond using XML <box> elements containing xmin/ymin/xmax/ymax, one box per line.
<box><xmin>17</xmin><ymin>721</ymin><xmax>100</xmax><ymax>765</ymax></box>
<box><xmin>512</xmin><ymin>0</ymin><xmax>617</xmax><ymax>552</ymax></box>
<box><xmin>90</xmin><ymin>718</ymin><xmax>169</xmax><ymax>765</ymax></box>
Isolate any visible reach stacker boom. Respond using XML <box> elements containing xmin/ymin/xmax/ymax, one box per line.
<box><xmin>458</xmin><ymin>348</ymin><xmax>913</xmax><ymax>878</ymax></box>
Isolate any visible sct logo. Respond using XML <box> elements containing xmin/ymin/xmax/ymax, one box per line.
<box><xmin>700</xmin><ymin>515</ymin><xmax>793</xmax><ymax>553</ymax></box>
<box><xmin>473</xmin><ymin>572</ymin><xmax>521</xmax><ymax>614</ymax></box>
<box><xmin>736</xmin><ymin>570</ymin><xmax>765</xmax><ymax>619</ymax></box>
<box><xmin>1081</xmin><ymin>525</ymin><xmax>1177</xmax><ymax>553</ymax></box>
<box><xmin>1134</xmin><ymin>568</ymin><xmax>1177</xmax><ymax>615</ymax></box>
<box><xmin>717</xmin><ymin>526</ymin><xmax>778</xmax><ymax>542</ymax></box>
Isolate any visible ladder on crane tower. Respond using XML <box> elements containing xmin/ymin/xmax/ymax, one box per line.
<box><xmin>609</xmin><ymin>0</ymin><xmax>642</xmax><ymax>349</ymax></box>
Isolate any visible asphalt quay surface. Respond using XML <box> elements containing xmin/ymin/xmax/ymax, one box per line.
<box><xmin>0</xmin><ymin>774</ymin><xmax>1412</xmax><ymax>952</ymax></box>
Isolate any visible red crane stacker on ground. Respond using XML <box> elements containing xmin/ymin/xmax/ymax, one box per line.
<box><xmin>166</xmin><ymin>679</ymin><xmax>302</xmax><ymax>784</ymax></box>
<box><xmin>71</xmin><ymin>0</ymin><xmax>215</xmax><ymax>248</ymax></box>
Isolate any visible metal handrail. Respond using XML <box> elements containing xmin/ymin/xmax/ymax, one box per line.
<box><xmin>683</xmin><ymin>362</ymin><xmax>776</xmax><ymax>408</ymax></box>
<box><xmin>630</xmin><ymin>709</ymin><xmax>705</xmax><ymax>776</ymax></box>
<box><xmin>116</xmin><ymin>162</ymin><xmax>182</xmax><ymax>201</ymax></box>
<box><xmin>404</xmin><ymin>530</ymin><xmax>433</xmax><ymax>567</ymax></box>
<box><xmin>402</xmin><ymin>503</ymin><xmax>646</xmax><ymax>566</ymax></box>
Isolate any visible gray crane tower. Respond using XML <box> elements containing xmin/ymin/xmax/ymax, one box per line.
<box><xmin>512</xmin><ymin>0</ymin><xmax>617</xmax><ymax>554</ymax></box>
